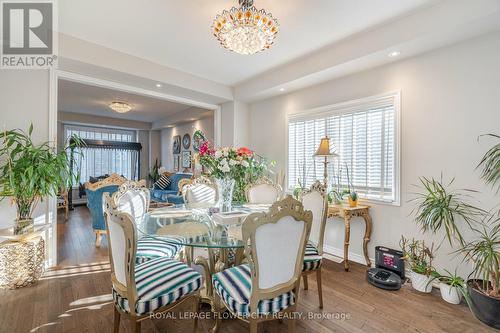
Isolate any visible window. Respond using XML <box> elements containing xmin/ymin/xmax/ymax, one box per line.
<box><xmin>288</xmin><ymin>92</ymin><xmax>400</xmax><ymax>204</ymax></box>
<box><xmin>65</xmin><ymin>125</ymin><xmax>138</xmax><ymax>183</ymax></box>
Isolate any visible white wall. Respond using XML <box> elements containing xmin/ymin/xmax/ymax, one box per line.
<box><xmin>0</xmin><ymin>70</ymin><xmax>51</xmax><ymax>228</ymax></box>
<box><xmin>248</xmin><ymin>31</ymin><xmax>500</xmax><ymax>275</ymax></box>
<box><xmin>161</xmin><ymin>116</ymin><xmax>214</xmax><ymax>172</ymax></box>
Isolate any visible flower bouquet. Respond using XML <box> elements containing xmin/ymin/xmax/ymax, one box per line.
<box><xmin>198</xmin><ymin>141</ymin><xmax>267</xmax><ymax>208</ymax></box>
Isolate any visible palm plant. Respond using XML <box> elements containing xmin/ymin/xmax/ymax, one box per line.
<box><xmin>459</xmin><ymin>218</ymin><xmax>500</xmax><ymax>298</ymax></box>
<box><xmin>411</xmin><ymin>176</ymin><xmax>485</xmax><ymax>246</ymax></box>
<box><xmin>477</xmin><ymin>134</ymin><xmax>500</xmax><ymax>192</ymax></box>
<box><xmin>0</xmin><ymin>124</ymin><xmax>82</xmax><ymax>233</ymax></box>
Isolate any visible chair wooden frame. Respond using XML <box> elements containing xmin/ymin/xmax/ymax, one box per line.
<box><xmin>244</xmin><ymin>177</ymin><xmax>283</xmax><ymax>204</ymax></box>
<box><xmin>212</xmin><ymin>196</ymin><xmax>313</xmax><ymax>333</ymax></box>
<box><xmin>182</xmin><ymin>176</ymin><xmax>218</xmax><ymax>207</ymax></box>
<box><xmin>300</xmin><ymin>180</ymin><xmax>328</xmax><ymax>309</ymax></box>
<box><xmin>108</xmin><ymin>180</ymin><xmax>150</xmax><ymax>214</ymax></box>
<box><xmin>104</xmin><ymin>205</ymin><xmax>200</xmax><ymax>333</ymax></box>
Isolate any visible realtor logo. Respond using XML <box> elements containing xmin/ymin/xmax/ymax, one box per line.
<box><xmin>1</xmin><ymin>1</ymin><xmax>57</xmax><ymax>68</ymax></box>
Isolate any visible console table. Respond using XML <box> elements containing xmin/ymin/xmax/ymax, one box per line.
<box><xmin>327</xmin><ymin>204</ymin><xmax>372</xmax><ymax>271</ymax></box>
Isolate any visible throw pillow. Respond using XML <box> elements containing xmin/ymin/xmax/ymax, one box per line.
<box><xmin>155</xmin><ymin>174</ymin><xmax>171</xmax><ymax>190</ymax></box>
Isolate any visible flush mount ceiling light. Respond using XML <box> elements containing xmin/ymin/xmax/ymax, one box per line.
<box><xmin>109</xmin><ymin>101</ymin><xmax>132</xmax><ymax>113</ymax></box>
<box><xmin>212</xmin><ymin>0</ymin><xmax>279</xmax><ymax>55</ymax></box>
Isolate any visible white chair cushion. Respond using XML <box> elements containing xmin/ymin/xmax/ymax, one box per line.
<box><xmin>112</xmin><ymin>258</ymin><xmax>202</xmax><ymax>315</ymax></box>
<box><xmin>302</xmin><ymin>242</ymin><xmax>323</xmax><ymax>272</ymax></box>
<box><xmin>212</xmin><ymin>264</ymin><xmax>295</xmax><ymax>317</ymax></box>
<box><xmin>247</xmin><ymin>184</ymin><xmax>279</xmax><ymax>204</ymax></box>
<box><xmin>135</xmin><ymin>236</ymin><xmax>184</xmax><ymax>264</ymax></box>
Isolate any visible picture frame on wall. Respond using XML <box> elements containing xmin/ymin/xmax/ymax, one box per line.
<box><xmin>182</xmin><ymin>150</ymin><xmax>191</xmax><ymax>169</ymax></box>
<box><xmin>174</xmin><ymin>155</ymin><xmax>179</xmax><ymax>172</ymax></box>
<box><xmin>173</xmin><ymin>135</ymin><xmax>181</xmax><ymax>154</ymax></box>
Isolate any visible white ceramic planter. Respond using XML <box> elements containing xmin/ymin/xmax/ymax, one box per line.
<box><xmin>411</xmin><ymin>271</ymin><xmax>434</xmax><ymax>293</ymax></box>
<box><xmin>439</xmin><ymin>282</ymin><xmax>462</xmax><ymax>304</ymax></box>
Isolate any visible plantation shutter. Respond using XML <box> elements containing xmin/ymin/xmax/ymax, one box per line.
<box><xmin>288</xmin><ymin>93</ymin><xmax>398</xmax><ymax>203</ymax></box>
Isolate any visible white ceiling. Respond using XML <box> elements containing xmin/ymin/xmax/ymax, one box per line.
<box><xmin>58</xmin><ymin>79</ymin><xmax>212</xmax><ymax>123</ymax></box>
<box><xmin>59</xmin><ymin>0</ymin><xmax>437</xmax><ymax>86</ymax></box>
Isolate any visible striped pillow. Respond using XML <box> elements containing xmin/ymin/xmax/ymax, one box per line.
<box><xmin>154</xmin><ymin>174</ymin><xmax>171</xmax><ymax>190</ymax></box>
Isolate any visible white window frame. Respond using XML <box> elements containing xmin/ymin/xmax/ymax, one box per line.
<box><xmin>285</xmin><ymin>91</ymin><xmax>401</xmax><ymax>206</ymax></box>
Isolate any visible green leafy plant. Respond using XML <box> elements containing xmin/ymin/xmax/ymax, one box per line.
<box><xmin>411</xmin><ymin>176</ymin><xmax>485</xmax><ymax>246</ymax></box>
<box><xmin>0</xmin><ymin>124</ymin><xmax>82</xmax><ymax>230</ymax></box>
<box><xmin>438</xmin><ymin>268</ymin><xmax>465</xmax><ymax>287</ymax></box>
<box><xmin>477</xmin><ymin>134</ymin><xmax>500</xmax><ymax>192</ymax></box>
<box><xmin>459</xmin><ymin>218</ymin><xmax>500</xmax><ymax>298</ymax></box>
<box><xmin>400</xmin><ymin>236</ymin><xmax>437</xmax><ymax>277</ymax></box>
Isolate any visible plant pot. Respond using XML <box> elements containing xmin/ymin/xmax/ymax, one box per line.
<box><xmin>348</xmin><ymin>197</ymin><xmax>358</xmax><ymax>207</ymax></box>
<box><xmin>439</xmin><ymin>282</ymin><xmax>462</xmax><ymax>304</ymax></box>
<box><xmin>411</xmin><ymin>271</ymin><xmax>434</xmax><ymax>293</ymax></box>
<box><xmin>14</xmin><ymin>218</ymin><xmax>34</xmax><ymax>235</ymax></box>
<box><xmin>467</xmin><ymin>279</ymin><xmax>500</xmax><ymax>329</ymax></box>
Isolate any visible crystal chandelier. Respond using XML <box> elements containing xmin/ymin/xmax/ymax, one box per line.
<box><xmin>212</xmin><ymin>0</ymin><xmax>279</xmax><ymax>55</ymax></box>
<box><xmin>109</xmin><ymin>101</ymin><xmax>132</xmax><ymax>113</ymax></box>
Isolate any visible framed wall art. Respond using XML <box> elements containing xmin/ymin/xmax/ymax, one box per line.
<box><xmin>173</xmin><ymin>135</ymin><xmax>181</xmax><ymax>154</ymax></box>
<box><xmin>182</xmin><ymin>150</ymin><xmax>191</xmax><ymax>169</ymax></box>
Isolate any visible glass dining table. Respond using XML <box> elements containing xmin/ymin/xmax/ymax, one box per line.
<box><xmin>137</xmin><ymin>203</ymin><xmax>271</xmax><ymax>308</ymax></box>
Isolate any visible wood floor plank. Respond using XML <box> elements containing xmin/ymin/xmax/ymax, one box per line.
<box><xmin>0</xmin><ymin>206</ymin><xmax>496</xmax><ymax>333</ymax></box>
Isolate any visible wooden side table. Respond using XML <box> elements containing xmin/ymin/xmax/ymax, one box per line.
<box><xmin>327</xmin><ymin>204</ymin><xmax>373</xmax><ymax>271</ymax></box>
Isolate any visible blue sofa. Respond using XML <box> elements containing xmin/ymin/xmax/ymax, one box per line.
<box><xmin>150</xmin><ymin>173</ymin><xmax>193</xmax><ymax>204</ymax></box>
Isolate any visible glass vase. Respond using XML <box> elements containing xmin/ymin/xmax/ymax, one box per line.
<box><xmin>216</xmin><ymin>177</ymin><xmax>235</xmax><ymax>213</ymax></box>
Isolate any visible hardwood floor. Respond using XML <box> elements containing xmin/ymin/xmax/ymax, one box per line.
<box><xmin>0</xmin><ymin>206</ymin><xmax>495</xmax><ymax>333</ymax></box>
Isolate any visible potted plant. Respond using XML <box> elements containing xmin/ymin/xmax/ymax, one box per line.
<box><xmin>437</xmin><ymin>269</ymin><xmax>465</xmax><ymax>304</ymax></box>
<box><xmin>459</xmin><ymin>221</ymin><xmax>500</xmax><ymax>329</ymax></box>
<box><xmin>0</xmin><ymin>125</ymin><xmax>81</xmax><ymax>234</ymax></box>
<box><xmin>148</xmin><ymin>158</ymin><xmax>161</xmax><ymax>185</ymax></box>
<box><xmin>411</xmin><ymin>175</ymin><xmax>485</xmax><ymax>246</ymax></box>
<box><xmin>400</xmin><ymin>236</ymin><xmax>438</xmax><ymax>293</ymax></box>
<box><xmin>345</xmin><ymin>164</ymin><xmax>358</xmax><ymax>207</ymax></box>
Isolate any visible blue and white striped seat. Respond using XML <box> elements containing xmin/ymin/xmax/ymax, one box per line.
<box><xmin>135</xmin><ymin>236</ymin><xmax>184</xmax><ymax>264</ymax></box>
<box><xmin>302</xmin><ymin>242</ymin><xmax>322</xmax><ymax>272</ymax></box>
<box><xmin>113</xmin><ymin>257</ymin><xmax>202</xmax><ymax>315</ymax></box>
<box><xmin>212</xmin><ymin>264</ymin><xmax>295</xmax><ymax>317</ymax></box>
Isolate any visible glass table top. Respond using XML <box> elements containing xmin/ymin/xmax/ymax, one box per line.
<box><xmin>137</xmin><ymin>204</ymin><xmax>271</xmax><ymax>249</ymax></box>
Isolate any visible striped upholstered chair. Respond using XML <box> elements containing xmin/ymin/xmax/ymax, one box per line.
<box><xmin>300</xmin><ymin>181</ymin><xmax>328</xmax><ymax>309</ymax></box>
<box><xmin>182</xmin><ymin>176</ymin><xmax>218</xmax><ymax>208</ymax></box>
<box><xmin>104</xmin><ymin>181</ymin><xmax>184</xmax><ymax>264</ymax></box>
<box><xmin>105</xmin><ymin>208</ymin><xmax>201</xmax><ymax>333</ymax></box>
<box><xmin>212</xmin><ymin>196</ymin><xmax>312</xmax><ymax>333</ymax></box>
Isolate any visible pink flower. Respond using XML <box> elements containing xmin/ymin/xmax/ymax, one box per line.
<box><xmin>199</xmin><ymin>141</ymin><xmax>213</xmax><ymax>156</ymax></box>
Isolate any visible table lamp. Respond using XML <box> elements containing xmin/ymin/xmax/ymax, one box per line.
<box><xmin>314</xmin><ymin>136</ymin><xmax>338</xmax><ymax>185</ymax></box>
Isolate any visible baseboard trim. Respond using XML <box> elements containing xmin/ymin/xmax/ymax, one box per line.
<box><xmin>323</xmin><ymin>244</ymin><xmax>374</xmax><ymax>267</ymax></box>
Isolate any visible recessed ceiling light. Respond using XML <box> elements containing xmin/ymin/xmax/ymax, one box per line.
<box><xmin>156</xmin><ymin>83</ymin><xmax>162</xmax><ymax>88</ymax></box>
<box><xmin>388</xmin><ymin>51</ymin><xmax>401</xmax><ymax>58</ymax></box>
<box><xmin>279</xmin><ymin>88</ymin><xmax>285</xmax><ymax>92</ymax></box>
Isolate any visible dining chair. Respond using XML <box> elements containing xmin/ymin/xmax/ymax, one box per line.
<box><xmin>105</xmin><ymin>209</ymin><xmax>201</xmax><ymax>333</ymax></box>
<box><xmin>104</xmin><ymin>182</ymin><xmax>183</xmax><ymax>264</ymax></box>
<box><xmin>245</xmin><ymin>177</ymin><xmax>282</xmax><ymax>204</ymax></box>
<box><xmin>212</xmin><ymin>196</ymin><xmax>313</xmax><ymax>333</ymax></box>
<box><xmin>182</xmin><ymin>176</ymin><xmax>218</xmax><ymax>208</ymax></box>
<box><xmin>300</xmin><ymin>180</ymin><xmax>328</xmax><ymax>309</ymax></box>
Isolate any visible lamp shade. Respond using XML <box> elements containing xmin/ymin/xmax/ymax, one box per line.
<box><xmin>314</xmin><ymin>137</ymin><xmax>338</xmax><ymax>157</ymax></box>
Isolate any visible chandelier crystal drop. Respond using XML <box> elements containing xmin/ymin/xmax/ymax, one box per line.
<box><xmin>212</xmin><ymin>0</ymin><xmax>279</xmax><ymax>55</ymax></box>
<box><xmin>109</xmin><ymin>101</ymin><xmax>132</xmax><ymax>113</ymax></box>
